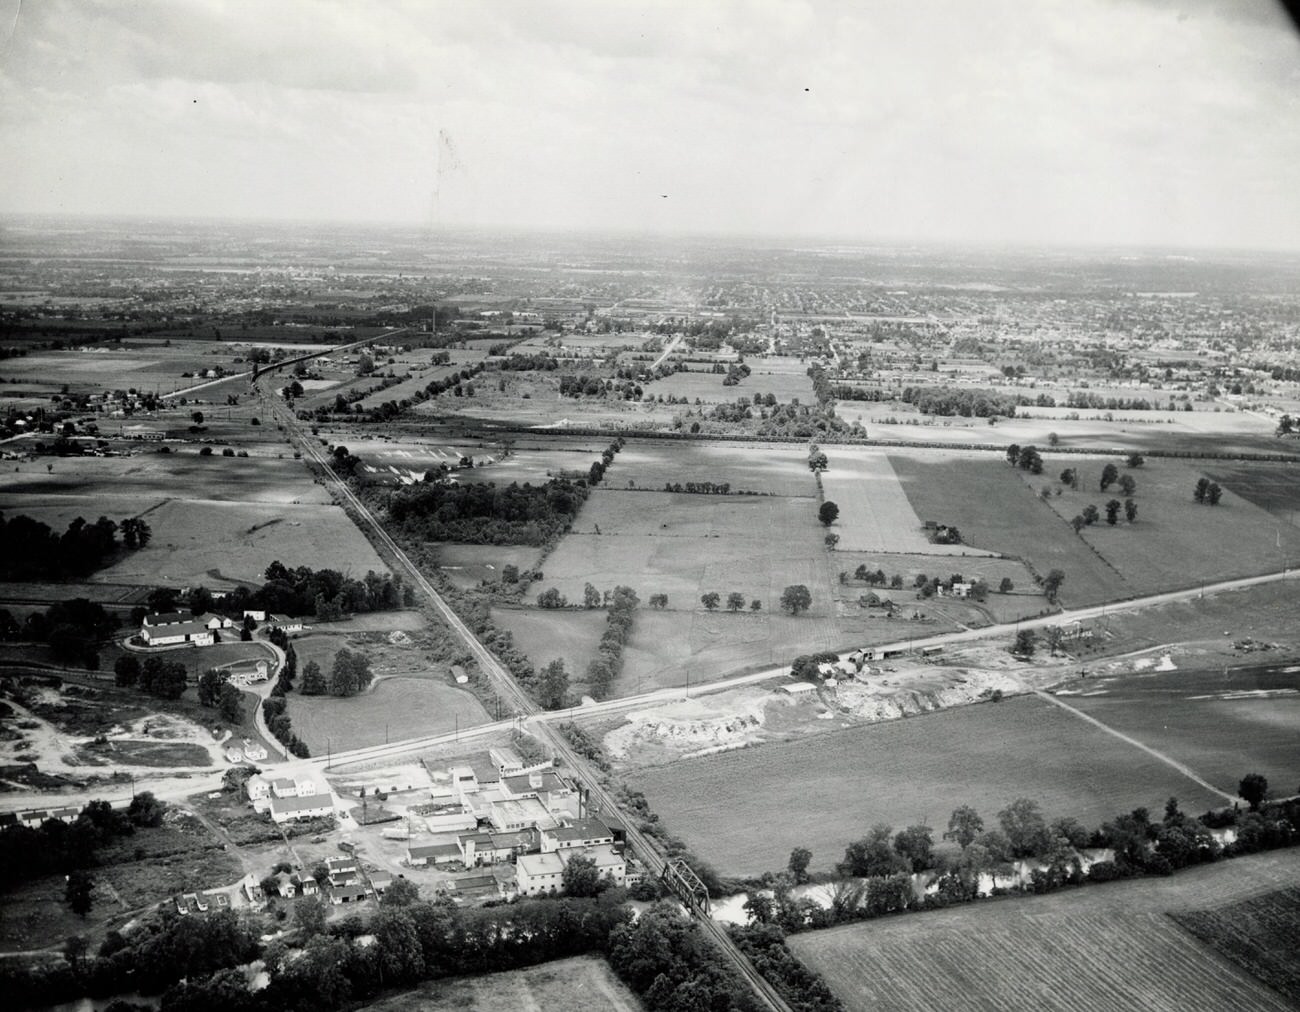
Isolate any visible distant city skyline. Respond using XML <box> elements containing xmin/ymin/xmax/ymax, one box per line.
<box><xmin>1</xmin><ymin>0</ymin><xmax>1297</xmax><ymax>251</ymax></box>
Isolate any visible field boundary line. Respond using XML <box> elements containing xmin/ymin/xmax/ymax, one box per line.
<box><xmin>1030</xmin><ymin>688</ymin><xmax>1236</xmax><ymax>803</ymax></box>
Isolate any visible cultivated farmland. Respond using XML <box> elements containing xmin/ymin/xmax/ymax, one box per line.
<box><xmin>788</xmin><ymin>850</ymin><xmax>1300</xmax><ymax>1012</ymax></box>
<box><xmin>821</xmin><ymin>449</ymin><xmax>996</xmax><ymax>555</ymax></box>
<box><xmin>1172</xmin><ymin>887</ymin><xmax>1300</xmax><ymax>1006</ymax></box>
<box><xmin>1062</xmin><ymin>663</ymin><xmax>1300</xmax><ymax>793</ymax></box>
<box><xmin>625</xmin><ymin>694</ymin><xmax>1224</xmax><ymax>876</ymax></box>
<box><xmin>288</xmin><ymin>676</ymin><xmax>488</xmax><ymax>753</ymax></box>
<box><xmin>890</xmin><ymin>450</ymin><xmax>1121</xmax><ymax>606</ymax></box>
<box><xmin>359</xmin><ymin>955</ymin><xmax>642</xmax><ymax>1012</ymax></box>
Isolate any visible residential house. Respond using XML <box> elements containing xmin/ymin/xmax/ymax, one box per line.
<box><xmin>241</xmin><ymin>739</ymin><xmax>268</xmax><ymax>762</ymax></box>
<box><xmin>367</xmin><ymin>870</ymin><xmax>393</xmax><ymax>896</ymax></box>
<box><xmin>242</xmin><ymin>876</ymin><xmax>266</xmax><ymax>904</ymax></box>
<box><xmin>327</xmin><ymin>882</ymin><xmax>369</xmax><ymax>905</ymax></box>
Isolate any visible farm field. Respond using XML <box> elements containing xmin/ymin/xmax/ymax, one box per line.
<box><xmin>288</xmin><ymin>676</ymin><xmax>489</xmax><ymax>753</ymax></box>
<box><xmin>1171</xmin><ymin>887</ymin><xmax>1300</xmax><ymax>1006</ymax></box>
<box><xmin>1061</xmin><ymin>663</ymin><xmax>1300</xmax><ymax>794</ymax></box>
<box><xmin>93</xmin><ymin>498</ymin><xmax>390</xmax><ymax>589</ymax></box>
<box><xmin>889</xmin><ymin>451</ymin><xmax>1121</xmax><ymax>606</ymax></box>
<box><xmin>492</xmin><ymin>606</ymin><xmax>609</xmax><ymax>687</ymax></box>
<box><xmin>788</xmin><ymin>849</ymin><xmax>1300</xmax><ymax>1012</ymax></box>
<box><xmin>1</xmin><ymin>344</ymin><xmax>240</xmax><ymax>395</ymax></box>
<box><xmin>0</xmin><ymin>451</ymin><xmax>331</xmax><ymax>505</ymax></box>
<box><xmin>433</xmin><ymin>543</ymin><xmax>542</xmax><ymax>589</ymax></box>
<box><xmin>359</xmin><ymin>956</ymin><xmax>642</xmax><ymax>1012</ymax></box>
<box><xmin>626</xmin><ymin>694</ymin><xmax>1224</xmax><ymax>877</ymax></box>
<box><xmin>1205</xmin><ymin>461</ymin><xmax>1300</xmax><ymax>522</ymax></box>
<box><xmin>613</xmin><ymin>438</ymin><xmax>816</xmax><ymax>496</ymax></box>
<box><xmin>822</xmin><ymin>448</ymin><xmax>996</xmax><ymax>555</ymax></box>
<box><xmin>1024</xmin><ymin>456</ymin><xmax>1300</xmax><ymax>596</ymax></box>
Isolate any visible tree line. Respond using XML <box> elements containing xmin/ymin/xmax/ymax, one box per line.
<box><xmin>385</xmin><ymin>478</ymin><xmax>590</xmax><ymax>547</ymax></box>
<box><xmin>0</xmin><ymin>512</ymin><xmax>151</xmax><ymax>580</ymax></box>
<box><xmin>0</xmin><ymin>598</ymin><xmax>120</xmax><ymax>670</ymax></box>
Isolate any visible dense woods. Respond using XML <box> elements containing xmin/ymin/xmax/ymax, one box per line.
<box><xmin>386</xmin><ymin>479</ymin><xmax>589</xmax><ymax>546</ymax></box>
<box><xmin>0</xmin><ymin>512</ymin><xmax>151</xmax><ymax>580</ymax></box>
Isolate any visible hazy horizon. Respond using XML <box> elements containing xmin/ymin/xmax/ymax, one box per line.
<box><xmin>3</xmin><ymin>0</ymin><xmax>1298</xmax><ymax>252</ymax></box>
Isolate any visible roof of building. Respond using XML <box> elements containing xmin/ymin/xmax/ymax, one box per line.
<box><xmin>502</xmin><ymin>771</ymin><xmax>568</xmax><ymax>794</ymax></box>
<box><xmin>330</xmin><ymin>882</ymin><xmax>369</xmax><ymax>901</ymax></box>
<box><xmin>147</xmin><ymin>620</ymin><xmax>212</xmax><ymax>639</ymax></box>
<box><xmin>547</xmin><ymin>818</ymin><xmax>613</xmax><ymax>842</ymax></box>
<box><xmin>269</xmin><ymin>793</ymin><xmax>333</xmax><ymax>815</ymax></box>
<box><xmin>565</xmin><ymin>843</ymin><xmax>624</xmax><ymax>869</ymax></box>
<box><xmin>408</xmin><ymin>842</ymin><xmax>462</xmax><ymax>859</ymax></box>
<box><xmin>517</xmin><ymin>852</ymin><xmax>565</xmax><ymax>876</ymax></box>
<box><xmin>144</xmin><ymin>611</ymin><xmax>191</xmax><ymax>626</ymax></box>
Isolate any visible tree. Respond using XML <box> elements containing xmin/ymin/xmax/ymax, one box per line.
<box><xmin>1071</xmin><ymin>514</ymin><xmax>1085</xmax><ymax>533</ymax></box>
<box><xmin>838</xmin><ymin>825</ymin><xmax>907</xmax><ymax>877</ymax></box>
<box><xmin>1081</xmin><ymin>504</ymin><xmax>1099</xmax><ymax>525</ymax></box>
<box><xmin>127</xmin><ymin>791</ymin><xmax>165</xmax><ymax>827</ymax></box>
<box><xmin>1207</xmin><ymin>481</ymin><xmax>1223</xmax><ymax>506</ymax></box>
<box><xmin>1012</xmin><ymin>628</ymin><xmax>1037</xmax><ymax>657</ymax></box>
<box><xmin>1047</xmin><ymin>431</ymin><xmax>1060</xmax><ymax>447</ymax></box>
<box><xmin>1126</xmin><ymin>452</ymin><xmax>1145</xmax><ymax>468</ymax></box>
<box><xmin>380</xmin><ymin>877</ymin><xmax>421</xmax><ymax>908</ymax></box>
<box><xmin>742</xmin><ymin>892</ymin><xmax>775</xmax><ymax>924</ymax></box>
<box><xmin>1044</xmin><ymin>625</ymin><xmax>1065</xmax><ymax>655</ymax></box>
<box><xmin>114</xmin><ymin>654</ymin><xmax>140</xmax><ymax>688</ymax></box>
<box><xmin>218</xmin><ymin>682</ymin><xmax>243</xmax><ymax>724</ymax></box>
<box><xmin>700</xmin><ymin>592</ymin><xmax>720</xmax><ymax>611</ymax></box>
<box><xmin>300</xmin><ymin>660</ymin><xmax>325</xmax><ymax>695</ymax></box>
<box><xmin>191</xmin><ymin>411</ymin><xmax>204</xmax><ymax>425</ymax></box>
<box><xmin>1118</xmin><ymin>474</ymin><xmax>1137</xmax><ymax>497</ymax></box>
<box><xmin>1059</xmin><ymin>468</ymin><xmax>1076</xmax><ymax>488</ymax></box>
<box><xmin>787</xmin><ymin>846</ymin><xmax>812</xmax><ymax>884</ymax></box>
<box><xmin>824</xmin><ymin>532</ymin><xmax>840</xmax><ymax>549</ymax></box>
<box><xmin>1239</xmin><ymin>773</ymin><xmax>1268</xmax><ymax>811</ymax></box>
<box><xmin>944</xmin><ymin>805</ymin><xmax>984</xmax><ymax>850</ymax></box>
<box><xmin>1006</xmin><ymin>443</ymin><xmax>1021</xmax><ymax>466</ymax></box>
<box><xmin>561</xmin><ymin>854</ymin><xmax>603</xmax><ymax>897</ymax></box>
<box><xmin>1105</xmin><ymin>499</ymin><xmax>1121</xmax><ymax>525</ymax></box>
<box><xmin>818</xmin><ymin>501</ymin><xmax>840</xmax><ymax>526</ymax></box>
<box><xmin>66</xmin><ymin>869</ymin><xmax>94</xmax><ymax>917</ymax></box>
<box><xmin>998</xmin><ymin>798</ymin><xmax>1051</xmax><ymax>858</ymax></box>
<box><xmin>1125</xmin><ymin>498</ymin><xmax>1138</xmax><ymax>523</ymax></box>
<box><xmin>537</xmin><ymin>587</ymin><xmax>568</xmax><ymax>609</ymax></box>
<box><xmin>583</xmin><ymin>582</ymin><xmax>602</xmax><ymax>609</ymax></box>
<box><xmin>998</xmin><ymin>577</ymin><xmax>1014</xmax><ymax>594</ymax></box>
<box><xmin>63</xmin><ymin>934</ymin><xmax>89</xmax><ymax>968</ymax></box>
<box><xmin>536</xmin><ymin>659</ymin><xmax>569</xmax><ymax>710</ymax></box>
<box><xmin>808</xmin><ymin>451</ymin><xmax>828</xmax><ymax>473</ymax></box>
<box><xmin>1100</xmin><ymin>463</ymin><xmax>1119</xmax><ymax>490</ymax></box>
<box><xmin>893</xmin><ymin>824</ymin><xmax>936</xmax><ymax>872</ymax></box>
<box><xmin>780</xmin><ymin>584</ymin><xmax>812</xmax><ymax>615</ymax></box>
<box><xmin>726</xmin><ymin>592</ymin><xmax>745</xmax><ymax>612</ymax></box>
<box><xmin>198</xmin><ymin>668</ymin><xmax>230</xmax><ymax>707</ymax></box>
<box><xmin>750</xmin><ymin>598</ymin><xmax>762</xmax><ymax>611</ymax></box>
<box><xmin>1017</xmin><ymin>445</ymin><xmax>1043</xmax><ymax>474</ymax></box>
<box><xmin>1193</xmin><ymin>477</ymin><xmax>1210</xmax><ymax>503</ymax></box>
<box><xmin>329</xmin><ymin>648</ymin><xmax>373</xmax><ymax>698</ymax></box>
<box><xmin>649</xmin><ymin>593</ymin><xmax>668</xmax><ymax>609</ymax></box>
<box><xmin>1042</xmin><ymin>569</ymin><xmax>1065</xmax><ymax>603</ymax></box>
<box><xmin>294</xmin><ymin>897</ymin><xmax>327</xmax><ymax>938</ymax></box>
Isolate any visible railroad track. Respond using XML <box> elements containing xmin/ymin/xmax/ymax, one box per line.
<box><xmin>258</xmin><ymin>376</ymin><xmax>793</xmax><ymax>1012</ymax></box>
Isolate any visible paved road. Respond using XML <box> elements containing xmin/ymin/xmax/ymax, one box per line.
<box><xmin>649</xmin><ymin>332</ymin><xmax>683</xmax><ymax>370</ymax></box>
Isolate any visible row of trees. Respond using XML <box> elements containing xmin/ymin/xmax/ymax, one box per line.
<box><xmin>701</xmin><ymin>592</ymin><xmax>762</xmax><ymax>612</ymax></box>
<box><xmin>1070</xmin><ymin>498</ymin><xmax>1138</xmax><ymax>530</ymax></box>
<box><xmin>1192</xmin><ymin>477</ymin><xmax>1225</xmax><ymax>505</ymax></box>
<box><xmin>0</xmin><ymin>512</ymin><xmax>151</xmax><ymax>580</ymax></box>
<box><xmin>586</xmin><ymin>585</ymin><xmax>639</xmax><ymax>699</ymax></box>
<box><xmin>114</xmin><ymin>655</ymin><xmax>187</xmax><ymax>700</ymax></box>
<box><xmin>2</xmin><ymin>598</ymin><xmax>120</xmax><ymax>669</ymax></box>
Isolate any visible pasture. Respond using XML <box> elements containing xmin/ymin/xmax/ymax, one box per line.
<box><xmin>433</xmin><ymin>543</ymin><xmax>543</xmax><ymax>589</ymax></box>
<box><xmin>625</xmin><ymin>694</ymin><xmax>1224</xmax><ymax>876</ymax></box>
<box><xmin>1172</xmin><ymin>887</ymin><xmax>1300</xmax><ymax>1006</ymax></box>
<box><xmin>288</xmin><ymin>676</ymin><xmax>488</xmax><ymax>753</ymax></box>
<box><xmin>89</xmin><ymin>498</ymin><xmax>389</xmax><ymax>589</ymax></box>
<box><xmin>613</xmin><ymin>438</ymin><xmax>816</xmax><ymax>496</ymax></box>
<box><xmin>788</xmin><ymin>850</ymin><xmax>1300</xmax><ymax>1012</ymax></box>
<box><xmin>492</xmin><ymin>606</ymin><xmax>609</xmax><ymax>685</ymax></box>
<box><xmin>1204</xmin><ymin>461</ymin><xmax>1300</xmax><ymax>521</ymax></box>
<box><xmin>1</xmin><ymin>343</ymin><xmax>241</xmax><ymax>395</ymax></box>
<box><xmin>889</xmin><ymin>450</ymin><xmax>1121</xmax><ymax>606</ymax></box>
<box><xmin>359</xmin><ymin>955</ymin><xmax>641</xmax><ymax>1012</ymax></box>
<box><xmin>1063</xmin><ymin>663</ymin><xmax>1300</xmax><ymax>794</ymax></box>
<box><xmin>1025</xmin><ymin>456</ymin><xmax>1300</xmax><ymax>596</ymax></box>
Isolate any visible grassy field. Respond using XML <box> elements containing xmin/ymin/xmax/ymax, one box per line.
<box><xmin>1062</xmin><ymin>663</ymin><xmax>1300</xmax><ymax>794</ymax></box>
<box><xmin>889</xmin><ymin>450</ymin><xmax>1121</xmax><ymax>606</ymax></box>
<box><xmin>493</xmin><ymin>606</ymin><xmax>609</xmax><ymax>686</ymax></box>
<box><xmin>1171</xmin><ymin>887</ymin><xmax>1300</xmax><ymax>1006</ymax></box>
<box><xmin>626</xmin><ymin>694</ymin><xmax>1224</xmax><ymax>876</ymax></box>
<box><xmin>613</xmin><ymin>439</ymin><xmax>816</xmax><ymax>496</ymax></box>
<box><xmin>92</xmin><ymin>498</ymin><xmax>389</xmax><ymax>588</ymax></box>
<box><xmin>359</xmin><ymin>956</ymin><xmax>642</xmax><ymax>1012</ymax></box>
<box><xmin>788</xmin><ymin>850</ymin><xmax>1300</xmax><ymax>1012</ymax></box>
<box><xmin>288</xmin><ymin>676</ymin><xmax>489</xmax><ymax>753</ymax></box>
<box><xmin>434</xmin><ymin>543</ymin><xmax>542</xmax><ymax>590</ymax></box>
<box><xmin>1025</xmin><ymin>456</ymin><xmax>1300</xmax><ymax>596</ymax></box>
<box><xmin>1205</xmin><ymin>461</ymin><xmax>1300</xmax><ymax>521</ymax></box>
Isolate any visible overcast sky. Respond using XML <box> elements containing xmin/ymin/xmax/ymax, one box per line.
<box><xmin>1</xmin><ymin>0</ymin><xmax>1297</xmax><ymax>248</ymax></box>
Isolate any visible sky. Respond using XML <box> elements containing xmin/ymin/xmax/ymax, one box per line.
<box><xmin>1</xmin><ymin>0</ymin><xmax>1297</xmax><ymax>249</ymax></box>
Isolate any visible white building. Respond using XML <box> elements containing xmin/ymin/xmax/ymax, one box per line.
<box><xmin>269</xmin><ymin>793</ymin><xmax>334</xmax><ymax>823</ymax></box>
<box><xmin>515</xmin><ymin>851</ymin><xmax>566</xmax><ymax>896</ymax></box>
<box><xmin>141</xmin><ymin>619</ymin><xmax>214</xmax><ymax>647</ymax></box>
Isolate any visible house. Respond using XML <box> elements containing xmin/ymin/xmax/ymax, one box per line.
<box><xmin>241</xmin><ymin>739</ymin><xmax>267</xmax><ymax>762</ymax></box>
<box><xmin>242</xmin><ymin>876</ymin><xmax>266</xmax><ymax>904</ymax></box>
<box><xmin>296</xmin><ymin>875</ymin><xmax>319</xmax><ymax>896</ymax></box>
<box><xmin>224</xmin><ymin>747</ymin><xmax>244</xmax><ymax>763</ymax></box>
<box><xmin>200</xmin><ymin>614</ymin><xmax>236</xmax><ymax>631</ymax></box>
<box><xmin>367</xmin><ymin>870</ymin><xmax>393</xmax><ymax>895</ymax></box>
<box><xmin>268</xmin><ymin>614</ymin><xmax>304</xmax><ymax>633</ymax></box>
<box><xmin>539</xmin><ymin>818</ymin><xmax>615</xmax><ymax>854</ymax></box>
<box><xmin>268</xmin><ymin>793</ymin><xmax>334</xmax><ymax>824</ymax></box>
<box><xmin>514</xmin><ymin>851</ymin><xmax>566</xmax><ymax>896</ymax></box>
<box><xmin>243</xmin><ymin>610</ymin><xmax>267</xmax><ymax>622</ymax></box>
<box><xmin>326</xmin><ymin>856</ymin><xmax>360</xmax><ymax>885</ymax></box>
<box><xmin>406</xmin><ymin>841</ymin><xmax>462</xmax><ymax>867</ymax></box>
<box><xmin>271</xmin><ymin>873</ymin><xmax>296</xmax><ymax>899</ymax></box>
<box><xmin>141</xmin><ymin>619</ymin><xmax>214</xmax><ymax>648</ymax></box>
<box><xmin>246</xmin><ymin>774</ymin><xmax>271</xmax><ymax>804</ymax></box>
<box><xmin>778</xmin><ymin>681</ymin><xmax>818</xmax><ymax>696</ymax></box>
<box><xmin>328</xmin><ymin>881</ymin><xmax>369</xmax><ymax>905</ymax></box>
